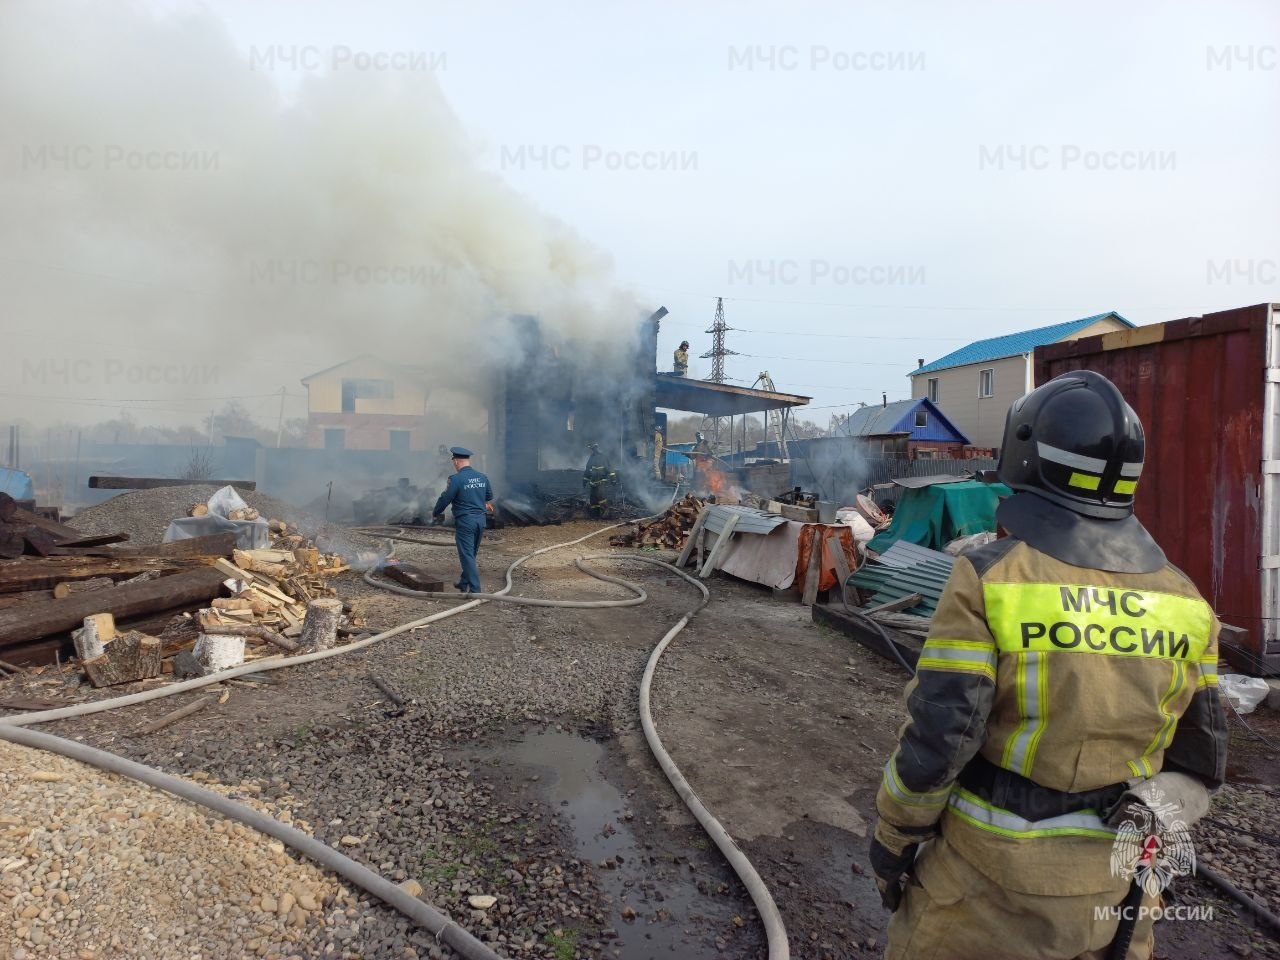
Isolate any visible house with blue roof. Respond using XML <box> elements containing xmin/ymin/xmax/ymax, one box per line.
<box><xmin>910</xmin><ymin>312</ymin><xmax>1133</xmax><ymax>450</ymax></box>
<box><xmin>836</xmin><ymin>397</ymin><xmax>970</xmax><ymax>457</ymax></box>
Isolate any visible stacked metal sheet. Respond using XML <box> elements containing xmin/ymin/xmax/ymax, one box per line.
<box><xmin>846</xmin><ymin>541</ymin><xmax>955</xmax><ymax>616</ymax></box>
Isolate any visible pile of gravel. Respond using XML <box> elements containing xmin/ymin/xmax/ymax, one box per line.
<box><xmin>0</xmin><ymin>738</ymin><xmax>351</xmax><ymax>960</ymax></box>
<box><xmin>68</xmin><ymin>485</ymin><xmax>373</xmax><ymax>550</ymax></box>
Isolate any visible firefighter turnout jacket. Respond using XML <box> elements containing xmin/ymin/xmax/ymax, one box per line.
<box><xmin>875</xmin><ymin>536</ymin><xmax>1227</xmax><ymax>897</ymax></box>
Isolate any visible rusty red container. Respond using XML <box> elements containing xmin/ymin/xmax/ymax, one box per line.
<box><xmin>1035</xmin><ymin>303</ymin><xmax>1279</xmax><ymax>675</ymax></box>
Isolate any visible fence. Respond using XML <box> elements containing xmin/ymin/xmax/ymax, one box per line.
<box><xmin>785</xmin><ymin>436</ymin><xmax>997</xmax><ymax>505</ymax></box>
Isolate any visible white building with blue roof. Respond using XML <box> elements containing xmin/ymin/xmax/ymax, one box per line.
<box><xmin>909</xmin><ymin>312</ymin><xmax>1133</xmax><ymax>451</ymax></box>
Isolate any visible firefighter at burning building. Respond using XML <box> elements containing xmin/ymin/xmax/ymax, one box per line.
<box><xmin>870</xmin><ymin>370</ymin><xmax>1226</xmax><ymax>960</ymax></box>
<box><xmin>431</xmin><ymin>446</ymin><xmax>493</xmax><ymax>593</ymax></box>
<box><xmin>582</xmin><ymin>442</ymin><xmax>616</xmax><ymax>518</ymax></box>
<box><xmin>673</xmin><ymin>341</ymin><xmax>690</xmax><ymax>377</ymax></box>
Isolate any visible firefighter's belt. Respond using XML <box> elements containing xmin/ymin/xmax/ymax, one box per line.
<box><xmin>958</xmin><ymin>754</ymin><xmax>1127</xmax><ymax>822</ymax></box>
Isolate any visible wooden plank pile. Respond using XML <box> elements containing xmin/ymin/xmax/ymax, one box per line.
<box><xmin>609</xmin><ymin>495</ymin><xmax>706</xmax><ymax>549</ymax></box>
<box><xmin>0</xmin><ymin>512</ymin><xmax>358</xmax><ymax>679</ymax></box>
<box><xmin>0</xmin><ymin>492</ymin><xmax>129</xmax><ymax>559</ymax></box>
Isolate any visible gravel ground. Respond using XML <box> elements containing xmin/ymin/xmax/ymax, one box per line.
<box><xmin>67</xmin><ymin>485</ymin><xmax>375</xmax><ymax>550</ymax></box>
<box><xmin>0</xmin><ymin>738</ymin><xmax>351</xmax><ymax>960</ymax></box>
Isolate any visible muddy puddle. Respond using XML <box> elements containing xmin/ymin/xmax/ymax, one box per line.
<box><xmin>472</xmin><ymin>727</ymin><xmax>754</xmax><ymax>959</ymax></box>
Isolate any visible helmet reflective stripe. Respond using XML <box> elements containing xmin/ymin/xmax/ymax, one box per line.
<box><xmin>1037</xmin><ymin>442</ymin><xmax>1107</xmax><ymax>473</ymax></box>
<box><xmin>1120</xmin><ymin>462</ymin><xmax>1143</xmax><ymax>478</ymax></box>
<box><xmin>1068</xmin><ymin>472</ymin><xmax>1101</xmax><ymax>491</ymax></box>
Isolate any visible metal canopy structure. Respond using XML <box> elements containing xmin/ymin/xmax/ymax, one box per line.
<box><xmin>654</xmin><ymin>374</ymin><xmax>810</xmax><ymax>417</ymax></box>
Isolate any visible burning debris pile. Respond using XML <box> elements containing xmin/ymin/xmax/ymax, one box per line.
<box><xmin>609</xmin><ymin>495</ymin><xmax>706</xmax><ymax>549</ymax></box>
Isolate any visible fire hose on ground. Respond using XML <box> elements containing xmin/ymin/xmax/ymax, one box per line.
<box><xmin>0</xmin><ymin>522</ymin><xmax>792</xmax><ymax>960</ymax></box>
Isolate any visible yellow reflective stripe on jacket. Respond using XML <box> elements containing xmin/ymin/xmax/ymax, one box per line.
<box><xmin>983</xmin><ymin>582</ymin><xmax>1212</xmax><ymax>661</ymax></box>
<box><xmin>917</xmin><ymin>639</ymin><xmax>997</xmax><ymax>681</ymax></box>
<box><xmin>946</xmin><ymin>787</ymin><xmax>1116</xmax><ymax>840</ymax></box>
<box><xmin>881</xmin><ymin>755</ymin><xmax>951</xmax><ymax>809</ymax></box>
<box><xmin>1197</xmin><ymin>653</ymin><xmax>1219</xmax><ymax>688</ymax></box>
<box><xmin>1001</xmin><ymin>651</ymin><xmax>1047</xmax><ymax>776</ymax></box>
<box><xmin>1139</xmin><ymin>660</ymin><xmax>1189</xmax><ymax>773</ymax></box>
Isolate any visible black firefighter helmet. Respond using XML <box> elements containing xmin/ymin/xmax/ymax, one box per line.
<box><xmin>992</xmin><ymin>370</ymin><xmax>1165</xmax><ymax>573</ymax></box>
<box><xmin>997</xmin><ymin>369</ymin><xmax>1144</xmax><ymax>520</ymax></box>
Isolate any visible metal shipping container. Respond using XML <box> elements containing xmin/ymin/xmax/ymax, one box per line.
<box><xmin>1035</xmin><ymin>303</ymin><xmax>1280</xmax><ymax>675</ymax></box>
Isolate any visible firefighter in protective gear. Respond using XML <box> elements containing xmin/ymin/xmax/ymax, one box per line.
<box><xmin>673</xmin><ymin>341</ymin><xmax>690</xmax><ymax>376</ymax></box>
<box><xmin>870</xmin><ymin>370</ymin><xmax>1227</xmax><ymax>960</ymax></box>
<box><xmin>582</xmin><ymin>443</ymin><xmax>616</xmax><ymax>518</ymax></box>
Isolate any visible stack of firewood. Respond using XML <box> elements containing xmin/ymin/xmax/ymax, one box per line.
<box><xmin>609</xmin><ymin>495</ymin><xmax>706</xmax><ymax>549</ymax></box>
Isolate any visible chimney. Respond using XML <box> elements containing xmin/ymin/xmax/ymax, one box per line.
<box><xmin>882</xmin><ymin>392</ymin><xmax>887</xmax><ymax>408</ymax></box>
<box><xmin>917</xmin><ymin>358</ymin><xmax>924</xmax><ymax>368</ymax></box>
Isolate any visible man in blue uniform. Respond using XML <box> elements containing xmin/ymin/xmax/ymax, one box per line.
<box><xmin>431</xmin><ymin>446</ymin><xmax>493</xmax><ymax>593</ymax></box>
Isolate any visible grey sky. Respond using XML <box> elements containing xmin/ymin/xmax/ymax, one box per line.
<box><xmin>4</xmin><ymin>0</ymin><xmax>1278</xmax><ymax>429</ymax></box>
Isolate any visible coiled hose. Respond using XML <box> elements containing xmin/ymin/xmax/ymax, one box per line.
<box><xmin>0</xmin><ymin>522</ymin><xmax>791</xmax><ymax>959</ymax></box>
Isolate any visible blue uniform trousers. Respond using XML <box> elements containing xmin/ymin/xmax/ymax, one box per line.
<box><xmin>454</xmin><ymin>514</ymin><xmax>485</xmax><ymax>592</ymax></box>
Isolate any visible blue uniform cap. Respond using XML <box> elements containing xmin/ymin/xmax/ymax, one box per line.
<box><xmin>449</xmin><ymin>446</ymin><xmax>473</xmax><ymax>458</ymax></box>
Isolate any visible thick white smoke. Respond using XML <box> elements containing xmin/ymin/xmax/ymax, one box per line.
<box><xmin>0</xmin><ymin>1</ymin><xmax>641</xmax><ymax>428</ymax></box>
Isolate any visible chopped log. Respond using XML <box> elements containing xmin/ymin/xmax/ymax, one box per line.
<box><xmin>136</xmin><ymin>694</ymin><xmax>216</xmax><ymax>735</ymax></box>
<box><xmin>211</xmin><ymin>597</ymin><xmax>252</xmax><ymax>612</ymax></box>
<box><xmin>71</xmin><ymin>613</ymin><xmax>117</xmax><ymax>661</ymax></box>
<box><xmin>193</xmin><ymin>632</ymin><xmax>244</xmax><ymax>671</ymax></box>
<box><xmin>293</xmin><ymin>547</ymin><xmax>319</xmax><ymax>575</ymax></box>
<box><xmin>189</xmin><ymin>503</ymin><xmax>209</xmax><ymax>517</ymax></box>
<box><xmin>202</xmin><ymin>623</ymin><xmax>298</xmax><ymax>652</ymax></box>
<box><xmin>88</xmin><ymin>476</ymin><xmax>256</xmax><ymax>491</ymax></box>
<box><xmin>82</xmin><ymin>630</ymin><xmax>162</xmax><ymax>687</ymax></box>
<box><xmin>0</xmin><ymin>566</ymin><xmax>227</xmax><ymax>651</ymax></box>
<box><xmin>53</xmin><ymin>577</ymin><xmax>115</xmax><ymax>599</ymax></box>
<box><xmin>298</xmin><ymin>598</ymin><xmax>342</xmax><ymax>652</ymax></box>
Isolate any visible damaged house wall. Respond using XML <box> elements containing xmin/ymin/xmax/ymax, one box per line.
<box><xmin>493</xmin><ymin>312</ymin><xmax>662</xmax><ymax>507</ymax></box>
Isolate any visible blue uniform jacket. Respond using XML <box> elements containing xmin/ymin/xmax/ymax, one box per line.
<box><xmin>433</xmin><ymin>466</ymin><xmax>493</xmax><ymax>520</ymax></box>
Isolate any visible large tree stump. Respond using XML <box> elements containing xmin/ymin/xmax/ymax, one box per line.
<box><xmin>82</xmin><ymin>630</ymin><xmax>161</xmax><ymax>687</ymax></box>
<box><xmin>71</xmin><ymin>613</ymin><xmax>117</xmax><ymax>661</ymax></box>
<box><xmin>298</xmin><ymin>598</ymin><xmax>342</xmax><ymax>652</ymax></box>
<box><xmin>193</xmin><ymin>632</ymin><xmax>245</xmax><ymax>672</ymax></box>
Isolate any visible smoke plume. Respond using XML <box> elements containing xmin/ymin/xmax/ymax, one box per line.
<box><xmin>0</xmin><ymin>1</ymin><xmax>642</xmax><ymax>427</ymax></box>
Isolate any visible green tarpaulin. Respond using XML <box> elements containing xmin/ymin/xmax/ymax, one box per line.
<box><xmin>866</xmin><ymin>479</ymin><xmax>1011</xmax><ymax>554</ymax></box>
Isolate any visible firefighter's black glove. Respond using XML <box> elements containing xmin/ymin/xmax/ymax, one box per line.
<box><xmin>431</xmin><ymin>516</ymin><xmax>444</xmax><ymax>527</ymax></box>
<box><xmin>869</xmin><ymin>836</ymin><xmax>917</xmax><ymax>912</ymax></box>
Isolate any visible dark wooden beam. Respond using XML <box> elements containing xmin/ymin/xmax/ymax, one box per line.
<box><xmin>88</xmin><ymin>477</ymin><xmax>257</xmax><ymax>491</ymax></box>
<box><xmin>0</xmin><ymin>566</ymin><xmax>226</xmax><ymax>651</ymax></box>
<box><xmin>0</xmin><ymin>556</ymin><xmax>214</xmax><ymax>595</ymax></box>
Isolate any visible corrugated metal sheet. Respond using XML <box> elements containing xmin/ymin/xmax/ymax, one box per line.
<box><xmin>847</xmin><ymin>542</ymin><xmax>956</xmax><ymax>616</ymax></box>
<box><xmin>915</xmin><ymin>312</ymin><xmax>1133</xmax><ymax>375</ymax></box>
<box><xmin>704</xmin><ymin>504</ymin><xmax>789</xmax><ymax>536</ymax></box>
<box><xmin>1035</xmin><ymin>303</ymin><xmax>1278</xmax><ymax>650</ymax></box>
